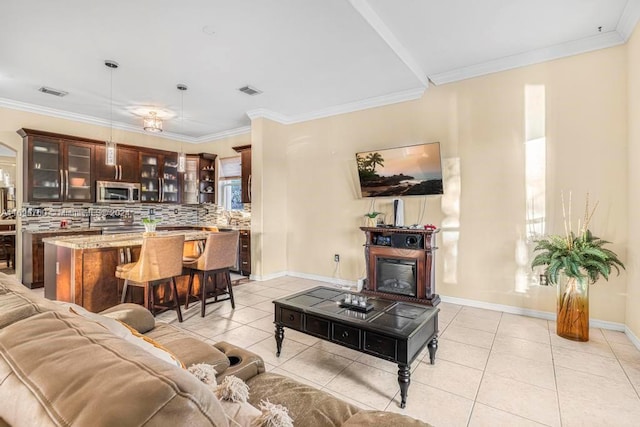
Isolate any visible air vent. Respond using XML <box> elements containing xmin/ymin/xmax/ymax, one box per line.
<box><xmin>238</xmin><ymin>85</ymin><xmax>262</xmax><ymax>96</ymax></box>
<box><xmin>38</xmin><ymin>86</ymin><xmax>68</xmax><ymax>97</ymax></box>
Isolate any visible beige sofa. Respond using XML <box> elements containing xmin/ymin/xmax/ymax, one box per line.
<box><xmin>0</xmin><ymin>273</ymin><xmax>429</xmax><ymax>426</ymax></box>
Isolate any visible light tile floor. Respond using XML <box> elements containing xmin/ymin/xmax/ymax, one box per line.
<box><xmin>153</xmin><ymin>276</ymin><xmax>640</xmax><ymax>426</ymax></box>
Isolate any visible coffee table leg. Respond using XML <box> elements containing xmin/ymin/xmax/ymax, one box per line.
<box><xmin>275</xmin><ymin>324</ymin><xmax>284</xmax><ymax>357</ymax></box>
<box><xmin>397</xmin><ymin>364</ymin><xmax>410</xmax><ymax>408</ymax></box>
<box><xmin>428</xmin><ymin>336</ymin><xmax>438</xmax><ymax>365</ymax></box>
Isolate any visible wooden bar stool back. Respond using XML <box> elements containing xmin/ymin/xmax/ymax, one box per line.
<box><xmin>116</xmin><ymin>234</ymin><xmax>185</xmax><ymax>322</ymax></box>
<box><xmin>184</xmin><ymin>231</ymin><xmax>239</xmax><ymax>317</ymax></box>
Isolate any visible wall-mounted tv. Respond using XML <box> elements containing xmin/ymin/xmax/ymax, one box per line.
<box><xmin>356</xmin><ymin>142</ymin><xmax>443</xmax><ymax>197</ymax></box>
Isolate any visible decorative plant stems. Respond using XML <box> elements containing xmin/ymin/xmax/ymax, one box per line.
<box><xmin>531</xmin><ymin>192</ymin><xmax>624</xmax><ymax>341</ymax></box>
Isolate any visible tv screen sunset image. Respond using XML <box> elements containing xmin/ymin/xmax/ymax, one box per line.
<box><xmin>356</xmin><ymin>142</ymin><xmax>443</xmax><ymax>197</ymax></box>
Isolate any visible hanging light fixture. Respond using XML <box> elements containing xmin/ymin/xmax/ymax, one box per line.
<box><xmin>143</xmin><ymin>111</ymin><xmax>163</xmax><ymax>133</ymax></box>
<box><xmin>104</xmin><ymin>60</ymin><xmax>118</xmax><ymax>166</ymax></box>
<box><xmin>176</xmin><ymin>83</ymin><xmax>187</xmax><ymax>173</ymax></box>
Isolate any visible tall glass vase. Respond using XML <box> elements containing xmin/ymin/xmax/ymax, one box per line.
<box><xmin>557</xmin><ymin>272</ymin><xmax>589</xmax><ymax>341</ymax></box>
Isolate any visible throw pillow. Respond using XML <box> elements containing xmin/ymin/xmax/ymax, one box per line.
<box><xmin>99</xmin><ymin>303</ymin><xmax>155</xmax><ymax>333</ymax></box>
<box><xmin>189</xmin><ymin>371</ymin><xmax>294</xmax><ymax>427</ymax></box>
<box><xmin>64</xmin><ymin>303</ymin><xmax>183</xmax><ymax>368</ymax></box>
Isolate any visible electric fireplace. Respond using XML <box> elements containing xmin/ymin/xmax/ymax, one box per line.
<box><xmin>360</xmin><ymin>227</ymin><xmax>439</xmax><ymax>306</ymax></box>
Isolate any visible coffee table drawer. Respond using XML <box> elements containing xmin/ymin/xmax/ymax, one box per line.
<box><xmin>306</xmin><ymin>315</ymin><xmax>330</xmax><ymax>338</ymax></box>
<box><xmin>279</xmin><ymin>308</ymin><xmax>302</xmax><ymax>329</ymax></box>
<box><xmin>333</xmin><ymin>324</ymin><xmax>361</xmax><ymax>349</ymax></box>
<box><xmin>364</xmin><ymin>331</ymin><xmax>397</xmax><ymax>359</ymax></box>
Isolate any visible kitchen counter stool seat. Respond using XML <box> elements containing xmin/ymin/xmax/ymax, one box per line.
<box><xmin>183</xmin><ymin>231</ymin><xmax>239</xmax><ymax>317</ymax></box>
<box><xmin>116</xmin><ymin>234</ymin><xmax>185</xmax><ymax>322</ymax></box>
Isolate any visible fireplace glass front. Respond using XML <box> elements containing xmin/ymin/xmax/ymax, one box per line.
<box><xmin>376</xmin><ymin>257</ymin><xmax>417</xmax><ymax>297</ymax></box>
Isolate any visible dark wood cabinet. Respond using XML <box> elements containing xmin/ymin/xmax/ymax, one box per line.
<box><xmin>198</xmin><ymin>153</ymin><xmax>217</xmax><ymax>204</ymax></box>
<box><xmin>20</xmin><ymin>130</ymin><xmax>94</xmax><ymax>202</ymax></box>
<box><xmin>25</xmin><ymin>229</ymin><xmax>101</xmax><ymax>290</ymax></box>
<box><xmin>239</xmin><ymin>229</ymin><xmax>251</xmax><ymax>276</ymax></box>
<box><xmin>95</xmin><ymin>145</ymin><xmax>139</xmax><ymax>182</ymax></box>
<box><xmin>139</xmin><ymin>152</ymin><xmax>181</xmax><ymax>203</ymax></box>
<box><xmin>19</xmin><ymin>129</ymin><xmax>218</xmax><ymax>205</ymax></box>
<box><xmin>233</xmin><ymin>145</ymin><xmax>251</xmax><ymax>204</ymax></box>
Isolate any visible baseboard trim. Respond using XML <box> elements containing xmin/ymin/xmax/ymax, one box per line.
<box><xmin>250</xmin><ymin>271</ymin><xmax>288</xmax><ymax>281</ymax></box>
<box><xmin>440</xmin><ymin>295</ymin><xmax>626</xmax><ymax>332</ymax></box>
<box><xmin>625</xmin><ymin>326</ymin><xmax>640</xmax><ymax>349</ymax></box>
<box><xmin>264</xmin><ymin>272</ymin><xmax>629</xmax><ymax>334</ymax></box>
<box><xmin>286</xmin><ymin>271</ymin><xmax>356</xmax><ymax>289</ymax></box>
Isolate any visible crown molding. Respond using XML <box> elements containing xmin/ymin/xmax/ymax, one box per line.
<box><xmin>247</xmin><ymin>87</ymin><xmax>425</xmax><ymax>125</ymax></box>
<box><xmin>617</xmin><ymin>0</ymin><xmax>640</xmax><ymax>41</ymax></box>
<box><xmin>192</xmin><ymin>126</ymin><xmax>252</xmax><ymax>143</ymax></box>
<box><xmin>429</xmin><ymin>31</ymin><xmax>625</xmax><ymax>85</ymax></box>
<box><xmin>349</xmin><ymin>0</ymin><xmax>428</xmax><ymax>87</ymax></box>
<box><xmin>0</xmin><ymin>96</ymin><xmax>251</xmax><ymax>144</ymax></box>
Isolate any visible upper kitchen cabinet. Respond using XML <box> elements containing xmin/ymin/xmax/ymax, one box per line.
<box><xmin>139</xmin><ymin>152</ymin><xmax>180</xmax><ymax>203</ymax></box>
<box><xmin>233</xmin><ymin>145</ymin><xmax>251</xmax><ymax>204</ymax></box>
<box><xmin>198</xmin><ymin>153</ymin><xmax>217</xmax><ymax>204</ymax></box>
<box><xmin>19</xmin><ymin>129</ymin><xmax>94</xmax><ymax>202</ymax></box>
<box><xmin>182</xmin><ymin>156</ymin><xmax>199</xmax><ymax>204</ymax></box>
<box><xmin>95</xmin><ymin>145</ymin><xmax>139</xmax><ymax>182</ymax></box>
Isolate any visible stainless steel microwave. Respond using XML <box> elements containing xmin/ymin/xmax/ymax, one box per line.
<box><xmin>96</xmin><ymin>181</ymin><xmax>141</xmax><ymax>203</ymax></box>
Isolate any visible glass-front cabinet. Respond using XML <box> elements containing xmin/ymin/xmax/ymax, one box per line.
<box><xmin>22</xmin><ymin>131</ymin><xmax>94</xmax><ymax>202</ymax></box>
<box><xmin>182</xmin><ymin>156</ymin><xmax>199</xmax><ymax>204</ymax></box>
<box><xmin>139</xmin><ymin>152</ymin><xmax>181</xmax><ymax>203</ymax></box>
<box><xmin>162</xmin><ymin>154</ymin><xmax>179</xmax><ymax>203</ymax></box>
<box><xmin>29</xmin><ymin>137</ymin><xmax>61</xmax><ymax>201</ymax></box>
<box><xmin>65</xmin><ymin>143</ymin><xmax>92</xmax><ymax>201</ymax></box>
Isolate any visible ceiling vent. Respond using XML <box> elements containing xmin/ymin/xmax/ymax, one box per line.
<box><xmin>238</xmin><ymin>85</ymin><xmax>262</xmax><ymax>96</ymax></box>
<box><xmin>38</xmin><ymin>86</ymin><xmax>68</xmax><ymax>97</ymax></box>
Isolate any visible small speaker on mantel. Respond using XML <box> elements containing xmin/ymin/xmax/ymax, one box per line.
<box><xmin>393</xmin><ymin>199</ymin><xmax>404</xmax><ymax>227</ymax></box>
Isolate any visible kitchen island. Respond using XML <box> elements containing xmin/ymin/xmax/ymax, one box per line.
<box><xmin>43</xmin><ymin>230</ymin><xmax>222</xmax><ymax>312</ymax></box>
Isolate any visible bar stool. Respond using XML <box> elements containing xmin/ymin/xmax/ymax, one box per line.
<box><xmin>183</xmin><ymin>231</ymin><xmax>239</xmax><ymax>317</ymax></box>
<box><xmin>116</xmin><ymin>234</ymin><xmax>185</xmax><ymax>322</ymax></box>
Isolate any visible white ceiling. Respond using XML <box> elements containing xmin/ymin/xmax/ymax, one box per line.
<box><xmin>1</xmin><ymin>0</ymin><xmax>638</xmax><ymax>143</ymax></box>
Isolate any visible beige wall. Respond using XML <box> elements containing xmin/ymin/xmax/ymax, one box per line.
<box><xmin>0</xmin><ymin>106</ymin><xmax>250</xmax><ymax>279</ymax></box>
<box><xmin>627</xmin><ymin>23</ymin><xmax>640</xmax><ymax>337</ymax></box>
<box><xmin>253</xmin><ymin>45</ymin><xmax>629</xmax><ymax>323</ymax></box>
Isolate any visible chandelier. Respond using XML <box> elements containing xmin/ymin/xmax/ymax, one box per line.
<box><xmin>143</xmin><ymin>111</ymin><xmax>163</xmax><ymax>133</ymax></box>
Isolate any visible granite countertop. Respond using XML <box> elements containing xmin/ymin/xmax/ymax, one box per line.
<box><xmin>42</xmin><ymin>230</ymin><xmax>216</xmax><ymax>250</ymax></box>
<box><xmin>25</xmin><ymin>224</ymin><xmax>250</xmax><ymax>235</ymax></box>
<box><xmin>24</xmin><ymin>227</ymin><xmax>97</xmax><ymax>235</ymax></box>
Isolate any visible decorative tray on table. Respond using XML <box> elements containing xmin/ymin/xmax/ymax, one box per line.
<box><xmin>338</xmin><ymin>295</ymin><xmax>374</xmax><ymax>313</ymax></box>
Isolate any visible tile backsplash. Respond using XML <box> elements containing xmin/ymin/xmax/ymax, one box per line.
<box><xmin>20</xmin><ymin>202</ymin><xmax>251</xmax><ymax>231</ymax></box>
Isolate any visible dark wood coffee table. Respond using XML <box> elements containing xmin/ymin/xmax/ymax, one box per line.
<box><xmin>273</xmin><ymin>286</ymin><xmax>439</xmax><ymax>408</ymax></box>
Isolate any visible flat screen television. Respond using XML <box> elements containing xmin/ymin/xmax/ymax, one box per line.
<box><xmin>356</xmin><ymin>142</ymin><xmax>443</xmax><ymax>197</ymax></box>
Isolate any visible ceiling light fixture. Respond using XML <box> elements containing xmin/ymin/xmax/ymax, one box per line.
<box><xmin>104</xmin><ymin>60</ymin><xmax>119</xmax><ymax>166</ymax></box>
<box><xmin>176</xmin><ymin>83</ymin><xmax>187</xmax><ymax>173</ymax></box>
<box><xmin>143</xmin><ymin>111</ymin><xmax>163</xmax><ymax>133</ymax></box>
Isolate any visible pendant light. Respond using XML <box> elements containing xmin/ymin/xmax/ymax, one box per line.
<box><xmin>104</xmin><ymin>60</ymin><xmax>119</xmax><ymax>166</ymax></box>
<box><xmin>176</xmin><ymin>83</ymin><xmax>187</xmax><ymax>173</ymax></box>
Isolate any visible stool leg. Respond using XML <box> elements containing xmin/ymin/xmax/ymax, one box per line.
<box><xmin>226</xmin><ymin>269</ymin><xmax>235</xmax><ymax>309</ymax></box>
<box><xmin>172</xmin><ymin>277</ymin><xmax>183</xmax><ymax>323</ymax></box>
<box><xmin>200</xmin><ymin>271</ymin><xmax>207</xmax><ymax>318</ymax></box>
<box><xmin>185</xmin><ymin>270</ymin><xmax>194</xmax><ymax>309</ymax></box>
<box><xmin>121</xmin><ymin>279</ymin><xmax>129</xmax><ymax>304</ymax></box>
<box><xmin>146</xmin><ymin>283</ymin><xmax>154</xmax><ymax>315</ymax></box>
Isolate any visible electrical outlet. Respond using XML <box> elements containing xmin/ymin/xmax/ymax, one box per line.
<box><xmin>334</xmin><ymin>254</ymin><xmax>340</xmax><ymax>263</ymax></box>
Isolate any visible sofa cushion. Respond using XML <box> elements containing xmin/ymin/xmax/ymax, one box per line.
<box><xmin>99</xmin><ymin>303</ymin><xmax>156</xmax><ymax>333</ymax></box>
<box><xmin>0</xmin><ymin>311</ymin><xmax>228</xmax><ymax>427</ymax></box>
<box><xmin>246</xmin><ymin>372</ymin><xmax>360</xmax><ymax>426</ymax></box>
<box><xmin>0</xmin><ymin>274</ymin><xmax>61</xmax><ymax>329</ymax></box>
<box><xmin>146</xmin><ymin>323</ymin><xmax>231</xmax><ymax>373</ymax></box>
